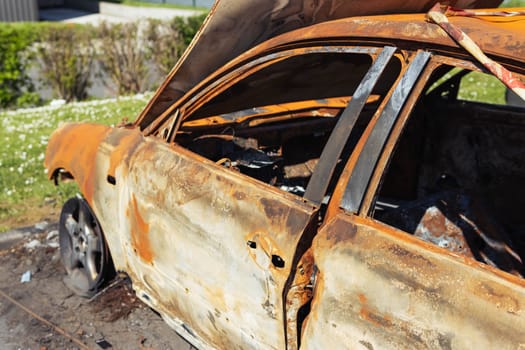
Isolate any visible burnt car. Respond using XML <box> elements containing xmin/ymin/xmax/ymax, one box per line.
<box><xmin>45</xmin><ymin>0</ymin><xmax>525</xmax><ymax>348</ymax></box>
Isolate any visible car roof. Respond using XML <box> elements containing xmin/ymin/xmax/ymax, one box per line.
<box><xmin>247</xmin><ymin>12</ymin><xmax>525</xmax><ymax>69</ymax></box>
<box><xmin>202</xmin><ymin>11</ymin><xmax>525</xmax><ymax>95</ymax></box>
<box><xmin>302</xmin><ymin>12</ymin><xmax>525</xmax><ymax>59</ymax></box>
<box><xmin>135</xmin><ymin>6</ymin><xmax>524</xmax><ymax>130</ymax></box>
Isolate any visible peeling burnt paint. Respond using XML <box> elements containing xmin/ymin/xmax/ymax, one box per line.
<box><xmin>324</xmin><ymin>216</ymin><xmax>357</xmax><ymax>244</ymax></box>
<box><xmin>302</xmin><ymin>214</ymin><xmax>525</xmax><ymax>349</ymax></box>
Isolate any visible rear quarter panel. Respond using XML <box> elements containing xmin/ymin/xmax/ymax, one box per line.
<box><xmin>301</xmin><ymin>214</ymin><xmax>525</xmax><ymax>349</ymax></box>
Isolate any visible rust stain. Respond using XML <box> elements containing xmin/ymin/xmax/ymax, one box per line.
<box><xmin>285</xmin><ymin>249</ymin><xmax>315</xmax><ymax>349</ymax></box>
<box><xmin>325</xmin><ymin>218</ymin><xmax>357</xmax><ymax>244</ymax></box>
<box><xmin>474</xmin><ymin>281</ymin><xmax>521</xmax><ymax>314</ymax></box>
<box><xmin>357</xmin><ymin>293</ymin><xmax>393</xmax><ymax>328</ymax></box>
<box><xmin>128</xmin><ymin>194</ymin><xmax>153</xmax><ymax>264</ymax></box>
<box><xmin>233</xmin><ymin>190</ymin><xmax>246</xmax><ymax>200</ymax></box>
<box><xmin>306</xmin><ymin>270</ymin><xmax>324</xmax><ymax>326</ymax></box>
<box><xmin>387</xmin><ymin>244</ymin><xmax>435</xmax><ymax>268</ymax></box>
<box><xmin>260</xmin><ymin>197</ymin><xmax>288</xmax><ymax>221</ymax></box>
<box><xmin>359</xmin><ymin>340</ymin><xmax>375</xmax><ymax>350</ymax></box>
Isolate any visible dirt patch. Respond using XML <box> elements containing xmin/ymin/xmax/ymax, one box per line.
<box><xmin>0</xmin><ymin>227</ymin><xmax>194</xmax><ymax>350</ymax></box>
<box><xmin>90</xmin><ymin>278</ymin><xmax>143</xmax><ymax>323</ymax></box>
<box><xmin>0</xmin><ymin>200</ymin><xmax>60</xmax><ymax>232</ymax></box>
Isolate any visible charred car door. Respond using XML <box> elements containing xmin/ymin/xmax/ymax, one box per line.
<box><xmin>118</xmin><ymin>45</ymin><xmax>402</xmax><ymax>349</ymax></box>
<box><xmin>302</xmin><ymin>52</ymin><xmax>525</xmax><ymax>348</ymax></box>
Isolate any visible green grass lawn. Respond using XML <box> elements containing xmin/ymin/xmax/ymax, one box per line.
<box><xmin>458</xmin><ymin>71</ymin><xmax>507</xmax><ymax>104</ymax></box>
<box><xmin>0</xmin><ymin>94</ymin><xmax>151</xmax><ymax>231</ymax></box>
<box><xmin>427</xmin><ymin>68</ymin><xmax>508</xmax><ymax>105</ymax></box>
<box><xmin>501</xmin><ymin>0</ymin><xmax>525</xmax><ymax>6</ymax></box>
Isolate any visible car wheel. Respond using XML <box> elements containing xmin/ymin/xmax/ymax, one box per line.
<box><xmin>59</xmin><ymin>196</ymin><xmax>115</xmax><ymax>297</ymax></box>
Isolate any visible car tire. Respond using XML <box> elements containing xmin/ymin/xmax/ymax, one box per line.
<box><xmin>59</xmin><ymin>196</ymin><xmax>115</xmax><ymax>297</ymax></box>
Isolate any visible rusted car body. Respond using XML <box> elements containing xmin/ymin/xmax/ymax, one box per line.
<box><xmin>45</xmin><ymin>0</ymin><xmax>525</xmax><ymax>348</ymax></box>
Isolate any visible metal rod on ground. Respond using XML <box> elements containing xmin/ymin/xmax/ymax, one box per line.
<box><xmin>0</xmin><ymin>288</ymin><xmax>90</xmax><ymax>350</ymax></box>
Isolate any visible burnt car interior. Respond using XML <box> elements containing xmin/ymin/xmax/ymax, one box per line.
<box><xmin>154</xmin><ymin>46</ymin><xmax>525</xmax><ymax>279</ymax></box>
<box><xmin>173</xmin><ymin>51</ymin><xmax>401</xmax><ymax>202</ymax></box>
<box><xmin>373</xmin><ymin>64</ymin><xmax>525</xmax><ymax>278</ymax></box>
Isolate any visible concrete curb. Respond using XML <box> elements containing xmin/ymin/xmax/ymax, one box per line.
<box><xmin>99</xmin><ymin>1</ymin><xmax>203</xmax><ymax>20</ymax></box>
<box><xmin>0</xmin><ymin>222</ymin><xmax>58</xmax><ymax>250</ymax></box>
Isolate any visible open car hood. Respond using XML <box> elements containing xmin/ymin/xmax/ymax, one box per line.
<box><xmin>135</xmin><ymin>0</ymin><xmax>502</xmax><ymax>129</ymax></box>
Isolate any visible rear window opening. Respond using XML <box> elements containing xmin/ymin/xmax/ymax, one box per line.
<box><xmin>373</xmin><ymin>66</ymin><xmax>525</xmax><ymax>278</ymax></box>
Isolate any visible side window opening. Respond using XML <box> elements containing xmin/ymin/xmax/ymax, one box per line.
<box><xmin>190</xmin><ymin>53</ymin><xmax>376</xmax><ymax>119</ymax></box>
<box><xmin>372</xmin><ymin>64</ymin><xmax>525</xmax><ymax>278</ymax></box>
<box><xmin>427</xmin><ymin>65</ymin><xmax>525</xmax><ymax>107</ymax></box>
<box><xmin>175</xmin><ymin>51</ymin><xmax>401</xmax><ymax>201</ymax></box>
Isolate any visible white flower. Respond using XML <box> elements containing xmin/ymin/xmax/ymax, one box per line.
<box><xmin>50</xmin><ymin>99</ymin><xmax>66</xmax><ymax>107</ymax></box>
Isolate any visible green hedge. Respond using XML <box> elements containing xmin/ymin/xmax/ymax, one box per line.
<box><xmin>0</xmin><ymin>14</ymin><xmax>206</xmax><ymax>109</ymax></box>
<box><xmin>0</xmin><ymin>23</ymin><xmax>40</xmax><ymax>108</ymax></box>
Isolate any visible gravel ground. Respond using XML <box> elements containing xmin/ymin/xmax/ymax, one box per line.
<box><xmin>0</xmin><ymin>222</ymin><xmax>194</xmax><ymax>350</ymax></box>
